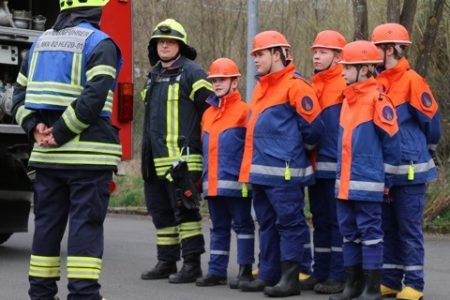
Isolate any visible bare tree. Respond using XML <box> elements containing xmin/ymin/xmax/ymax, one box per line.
<box><xmin>352</xmin><ymin>0</ymin><xmax>368</xmax><ymax>40</ymax></box>
<box><xmin>399</xmin><ymin>0</ymin><xmax>418</xmax><ymax>33</ymax></box>
<box><xmin>415</xmin><ymin>0</ymin><xmax>447</xmax><ymax>77</ymax></box>
<box><xmin>387</xmin><ymin>0</ymin><xmax>400</xmax><ymax>22</ymax></box>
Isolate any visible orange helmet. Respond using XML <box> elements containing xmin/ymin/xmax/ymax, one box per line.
<box><xmin>311</xmin><ymin>30</ymin><xmax>347</xmax><ymax>50</ymax></box>
<box><xmin>208</xmin><ymin>58</ymin><xmax>241</xmax><ymax>78</ymax></box>
<box><xmin>340</xmin><ymin>40</ymin><xmax>383</xmax><ymax>64</ymax></box>
<box><xmin>250</xmin><ymin>30</ymin><xmax>291</xmax><ymax>56</ymax></box>
<box><xmin>371</xmin><ymin>23</ymin><xmax>412</xmax><ymax>45</ymax></box>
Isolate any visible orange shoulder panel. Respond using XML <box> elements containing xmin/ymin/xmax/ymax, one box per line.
<box><xmin>408</xmin><ymin>71</ymin><xmax>438</xmax><ymax>119</ymax></box>
<box><xmin>290</xmin><ymin>79</ymin><xmax>322</xmax><ymax>124</ymax></box>
<box><xmin>373</xmin><ymin>94</ymin><xmax>399</xmax><ymax>137</ymax></box>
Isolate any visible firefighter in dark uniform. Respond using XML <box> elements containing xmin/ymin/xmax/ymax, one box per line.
<box><xmin>140</xmin><ymin>18</ymin><xmax>213</xmax><ymax>283</ymax></box>
<box><xmin>12</xmin><ymin>0</ymin><xmax>121</xmax><ymax>299</ymax></box>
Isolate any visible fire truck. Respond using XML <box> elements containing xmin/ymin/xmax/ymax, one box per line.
<box><xmin>0</xmin><ymin>0</ymin><xmax>133</xmax><ymax>245</ymax></box>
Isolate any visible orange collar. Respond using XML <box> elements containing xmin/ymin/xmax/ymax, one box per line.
<box><xmin>344</xmin><ymin>77</ymin><xmax>378</xmax><ymax>105</ymax></box>
<box><xmin>258</xmin><ymin>64</ymin><xmax>296</xmax><ymax>89</ymax></box>
<box><xmin>312</xmin><ymin>64</ymin><xmax>343</xmax><ymax>99</ymax></box>
<box><xmin>377</xmin><ymin>57</ymin><xmax>410</xmax><ymax>91</ymax></box>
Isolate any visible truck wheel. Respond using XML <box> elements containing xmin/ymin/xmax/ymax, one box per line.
<box><xmin>0</xmin><ymin>233</ymin><xmax>13</xmax><ymax>244</ymax></box>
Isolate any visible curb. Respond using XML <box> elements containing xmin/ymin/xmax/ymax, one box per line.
<box><xmin>107</xmin><ymin>207</ymin><xmax>148</xmax><ymax>216</ymax></box>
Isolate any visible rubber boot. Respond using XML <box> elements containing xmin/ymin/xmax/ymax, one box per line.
<box><xmin>229</xmin><ymin>264</ymin><xmax>253</xmax><ymax>289</ymax></box>
<box><xmin>240</xmin><ymin>278</ymin><xmax>277</xmax><ymax>292</ymax></box>
<box><xmin>264</xmin><ymin>261</ymin><xmax>301</xmax><ymax>297</ymax></box>
<box><xmin>169</xmin><ymin>254</ymin><xmax>202</xmax><ymax>283</ymax></box>
<box><xmin>196</xmin><ymin>273</ymin><xmax>227</xmax><ymax>286</ymax></box>
<box><xmin>354</xmin><ymin>270</ymin><xmax>382</xmax><ymax>300</ymax></box>
<box><xmin>380</xmin><ymin>284</ymin><xmax>399</xmax><ymax>298</ymax></box>
<box><xmin>329</xmin><ymin>265</ymin><xmax>364</xmax><ymax>300</ymax></box>
<box><xmin>314</xmin><ymin>279</ymin><xmax>345</xmax><ymax>294</ymax></box>
<box><xmin>299</xmin><ymin>275</ymin><xmax>321</xmax><ymax>290</ymax></box>
<box><xmin>396</xmin><ymin>286</ymin><xmax>424</xmax><ymax>300</ymax></box>
<box><xmin>141</xmin><ymin>260</ymin><xmax>177</xmax><ymax>280</ymax></box>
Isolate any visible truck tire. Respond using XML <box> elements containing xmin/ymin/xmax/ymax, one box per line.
<box><xmin>0</xmin><ymin>233</ymin><xmax>12</xmax><ymax>244</ymax></box>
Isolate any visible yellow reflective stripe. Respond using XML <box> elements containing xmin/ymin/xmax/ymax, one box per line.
<box><xmin>71</xmin><ymin>53</ymin><xmax>82</xmax><ymax>86</ymax></box>
<box><xmin>86</xmin><ymin>65</ymin><xmax>117</xmax><ymax>82</ymax></box>
<box><xmin>26</xmin><ymin>93</ymin><xmax>77</xmax><ymax>106</ymax></box>
<box><xmin>166</xmin><ymin>83</ymin><xmax>180</xmax><ymax>158</ymax></box>
<box><xmin>29</xmin><ymin>255</ymin><xmax>61</xmax><ymax>278</ymax></box>
<box><xmin>67</xmin><ymin>268</ymin><xmax>101</xmax><ymax>280</ymax></box>
<box><xmin>17</xmin><ymin>72</ymin><xmax>28</xmax><ymax>87</ymax></box>
<box><xmin>30</xmin><ymin>255</ymin><xmax>60</xmax><ymax>267</ymax></box>
<box><xmin>157</xmin><ymin>226</ymin><xmax>179</xmax><ymax>235</ymax></box>
<box><xmin>157</xmin><ymin>236</ymin><xmax>180</xmax><ymax>246</ymax></box>
<box><xmin>189</xmin><ymin>79</ymin><xmax>212</xmax><ymax>100</ymax></box>
<box><xmin>28</xmin><ymin>52</ymin><xmax>39</xmax><ymax>81</ymax></box>
<box><xmin>155</xmin><ymin>161</ymin><xmax>203</xmax><ymax>177</ymax></box>
<box><xmin>15</xmin><ymin>105</ymin><xmax>35</xmax><ymax>126</ymax></box>
<box><xmin>154</xmin><ymin>154</ymin><xmax>203</xmax><ymax>166</ymax></box>
<box><xmin>34</xmin><ymin>138</ymin><xmax>122</xmax><ymax>155</ymax></box>
<box><xmin>27</xmin><ymin>81</ymin><xmax>83</xmax><ymax>95</ymax></box>
<box><xmin>180</xmin><ymin>221</ymin><xmax>202</xmax><ymax>230</ymax></box>
<box><xmin>29</xmin><ymin>266</ymin><xmax>61</xmax><ymax>278</ymax></box>
<box><xmin>67</xmin><ymin>256</ymin><xmax>102</xmax><ymax>268</ymax></box>
<box><xmin>62</xmin><ymin>105</ymin><xmax>89</xmax><ymax>134</ymax></box>
<box><xmin>30</xmin><ymin>152</ymin><xmax>121</xmax><ymax>166</ymax></box>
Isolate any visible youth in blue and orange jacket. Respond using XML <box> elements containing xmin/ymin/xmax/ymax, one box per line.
<box><xmin>196</xmin><ymin>58</ymin><xmax>255</xmax><ymax>288</ymax></box>
<box><xmin>305</xmin><ymin>30</ymin><xmax>347</xmax><ymax>294</ymax></box>
<box><xmin>331</xmin><ymin>40</ymin><xmax>399</xmax><ymax>300</ymax></box>
<box><xmin>372</xmin><ymin>23</ymin><xmax>441</xmax><ymax>299</ymax></box>
<box><xmin>238</xmin><ymin>31</ymin><xmax>324</xmax><ymax>297</ymax></box>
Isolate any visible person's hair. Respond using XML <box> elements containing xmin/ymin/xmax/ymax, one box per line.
<box><xmin>378</xmin><ymin>43</ymin><xmax>407</xmax><ymax>60</ymax></box>
<box><xmin>271</xmin><ymin>47</ymin><xmax>290</xmax><ymax>66</ymax></box>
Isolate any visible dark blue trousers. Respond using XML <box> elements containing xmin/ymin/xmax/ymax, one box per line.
<box><xmin>382</xmin><ymin>184</ymin><xmax>426</xmax><ymax>291</ymax></box>
<box><xmin>207</xmin><ymin>196</ymin><xmax>255</xmax><ymax>276</ymax></box>
<box><xmin>29</xmin><ymin>169</ymin><xmax>111</xmax><ymax>300</ymax></box>
<box><xmin>309</xmin><ymin>178</ymin><xmax>345</xmax><ymax>281</ymax></box>
<box><xmin>253</xmin><ymin>183</ymin><xmax>307</xmax><ymax>282</ymax></box>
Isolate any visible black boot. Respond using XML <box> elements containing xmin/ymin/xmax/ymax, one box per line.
<box><xmin>314</xmin><ymin>279</ymin><xmax>345</xmax><ymax>294</ymax></box>
<box><xmin>229</xmin><ymin>264</ymin><xmax>253</xmax><ymax>289</ymax></box>
<box><xmin>168</xmin><ymin>254</ymin><xmax>202</xmax><ymax>283</ymax></box>
<box><xmin>354</xmin><ymin>270</ymin><xmax>382</xmax><ymax>300</ymax></box>
<box><xmin>329</xmin><ymin>265</ymin><xmax>364</xmax><ymax>300</ymax></box>
<box><xmin>196</xmin><ymin>273</ymin><xmax>227</xmax><ymax>286</ymax></box>
<box><xmin>264</xmin><ymin>261</ymin><xmax>301</xmax><ymax>297</ymax></box>
<box><xmin>141</xmin><ymin>260</ymin><xmax>177</xmax><ymax>280</ymax></box>
<box><xmin>240</xmin><ymin>278</ymin><xmax>276</xmax><ymax>292</ymax></box>
<box><xmin>299</xmin><ymin>275</ymin><xmax>321</xmax><ymax>290</ymax></box>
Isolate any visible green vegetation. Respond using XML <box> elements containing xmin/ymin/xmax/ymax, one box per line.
<box><xmin>109</xmin><ymin>175</ymin><xmax>145</xmax><ymax>208</ymax></box>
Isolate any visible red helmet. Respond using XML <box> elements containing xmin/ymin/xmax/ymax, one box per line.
<box><xmin>250</xmin><ymin>30</ymin><xmax>291</xmax><ymax>56</ymax></box>
<box><xmin>208</xmin><ymin>58</ymin><xmax>241</xmax><ymax>78</ymax></box>
<box><xmin>340</xmin><ymin>40</ymin><xmax>383</xmax><ymax>65</ymax></box>
<box><xmin>311</xmin><ymin>30</ymin><xmax>347</xmax><ymax>50</ymax></box>
<box><xmin>371</xmin><ymin>23</ymin><xmax>412</xmax><ymax>45</ymax></box>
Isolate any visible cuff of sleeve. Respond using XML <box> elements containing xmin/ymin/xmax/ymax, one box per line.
<box><xmin>52</xmin><ymin>119</ymin><xmax>77</xmax><ymax>146</ymax></box>
<box><xmin>21</xmin><ymin>116</ymin><xmax>40</xmax><ymax>142</ymax></box>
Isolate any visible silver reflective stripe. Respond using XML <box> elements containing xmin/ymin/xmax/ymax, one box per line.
<box><xmin>343</xmin><ymin>238</ymin><xmax>361</xmax><ymax>244</ymax></box>
<box><xmin>384</xmin><ymin>159</ymin><xmax>435</xmax><ymax>175</ymax></box>
<box><xmin>428</xmin><ymin>144</ymin><xmax>437</xmax><ymax>151</ymax></box>
<box><xmin>34</xmin><ymin>27</ymin><xmax>93</xmax><ymax>53</ymax></box>
<box><xmin>304</xmin><ymin>243</ymin><xmax>311</xmax><ymax>249</ymax></box>
<box><xmin>362</xmin><ymin>239</ymin><xmax>383</xmax><ymax>246</ymax></box>
<box><xmin>251</xmin><ymin>164</ymin><xmax>313</xmax><ymax>178</ymax></box>
<box><xmin>237</xmin><ymin>234</ymin><xmax>255</xmax><ymax>239</ymax></box>
<box><xmin>316</xmin><ymin>162</ymin><xmax>337</xmax><ymax>172</ymax></box>
<box><xmin>383</xmin><ymin>264</ymin><xmax>404</xmax><ymax>270</ymax></box>
<box><xmin>305</xmin><ymin>144</ymin><xmax>315</xmax><ymax>150</ymax></box>
<box><xmin>405</xmin><ymin>265</ymin><xmax>423</xmax><ymax>271</ymax></box>
<box><xmin>218</xmin><ymin>180</ymin><xmax>242</xmax><ymax>190</ymax></box>
<box><xmin>336</xmin><ymin>180</ymin><xmax>384</xmax><ymax>192</ymax></box>
<box><xmin>331</xmin><ymin>247</ymin><xmax>343</xmax><ymax>252</ymax></box>
<box><xmin>314</xmin><ymin>247</ymin><xmax>331</xmax><ymax>253</ymax></box>
<box><xmin>210</xmin><ymin>250</ymin><xmax>229</xmax><ymax>256</ymax></box>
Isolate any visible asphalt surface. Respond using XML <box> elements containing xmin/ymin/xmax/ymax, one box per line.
<box><xmin>1</xmin><ymin>214</ymin><xmax>450</xmax><ymax>300</ymax></box>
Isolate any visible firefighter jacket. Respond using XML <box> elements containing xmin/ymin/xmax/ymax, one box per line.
<box><xmin>311</xmin><ymin>64</ymin><xmax>346</xmax><ymax>178</ymax></box>
<box><xmin>201</xmin><ymin>91</ymin><xmax>249</xmax><ymax>198</ymax></box>
<box><xmin>13</xmin><ymin>22</ymin><xmax>122</xmax><ymax>170</ymax></box>
<box><xmin>141</xmin><ymin>56</ymin><xmax>213</xmax><ymax>180</ymax></box>
<box><xmin>376</xmin><ymin>58</ymin><xmax>440</xmax><ymax>186</ymax></box>
<box><xmin>336</xmin><ymin>78</ymin><xmax>399</xmax><ymax>202</ymax></box>
<box><xmin>239</xmin><ymin>64</ymin><xmax>324</xmax><ymax>187</ymax></box>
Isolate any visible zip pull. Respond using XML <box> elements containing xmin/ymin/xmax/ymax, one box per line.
<box><xmin>408</xmin><ymin>161</ymin><xmax>415</xmax><ymax>181</ymax></box>
<box><xmin>242</xmin><ymin>183</ymin><xmax>248</xmax><ymax>198</ymax></box>
<box><xmin>284</xmin><ymin>161</ymin><xmax>291</xmax><ymax>181</ymax></box>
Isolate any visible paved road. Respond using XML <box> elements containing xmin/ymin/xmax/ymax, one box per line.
<box><xmin>1</xmin><ymin>214</ymin><xmax>450</xmax><ymax>300</ymax></box>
